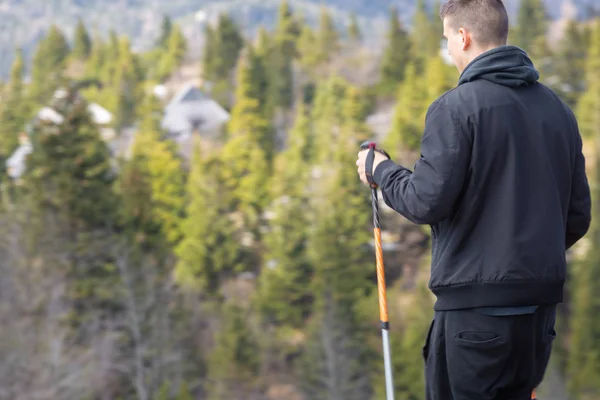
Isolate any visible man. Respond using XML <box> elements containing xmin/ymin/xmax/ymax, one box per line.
<box><xmin>357</xmin><ymin>0</ymin><xmax>591</xmax><ymax>399</ymax></box>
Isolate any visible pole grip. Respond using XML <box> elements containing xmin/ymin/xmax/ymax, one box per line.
<box><xmin>360</xmin><ymin>141</ymin><xmax>391</xmax><ymax>189</ymax></box>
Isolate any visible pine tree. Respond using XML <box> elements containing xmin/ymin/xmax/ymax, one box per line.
<box><xmin>566</xmin><ymin>224</ymin><xmax>600</xmax><ymax>399</ymax></box>
<box><xmin>385</xmin><ymin>63</ymin><xmax>427</xmax><ymax>157</ymax></box>
<box><xmin>348</xmin><ymin>12</ymin><xmax>361</xmax><ymax>43</ymax></box>
<box><xmin>102</xmin><ymin>30</ymin><xmax>121</xmax><ymax>84</ymax></box>
<box><xmin>174</xmin><ymin>145</ymin><xmax>246</xmax><ymax>294</ymax></box>
<box><xmin>30</xmin><ymin>25</ymin><xmax>70</xmax><ymax>104</ymax></box>
<box><xmin>214</xmin><ymin>51</ymin><xmax>274</xmax><ymax>266</ymax></box>
<box><xmin>228</xmin><ymin>46</ymin><xmax>274</xmax><ymax>164</ymax></box>
<box><xmin>22</xmin><ymin>81</ymin><xmax>119</xmax><ymax>325</ymax></box>
<box><xmin>297</xmin><ymin>290</ymin><xmax>374</xmax><ymax>400</ymax></box>
<box><xmin>311</xmin><ymin>75</ymin><xmax>349</xmax><ymax>163</ymax></box>
<box><xmin>84</xmin><ymin>34</ymin><xmax>106</xmax><ymax>80</ymax></box>
<box><xmin>551</xmin><ymin>19</ymin><xmax>588</xmax><ymax>107</ymax></box>
<box><xmin>411</xmin><ymin>0</ymin><xmax>441</xmax><ymax>70</ymax></box>
<box><xmin>72</xmin><ymin>19</ymin><xmax>92</xmax><ymax>61</ymax></box>
<box><xmin>514</xmin><ymin>0</ymin><xmax>548</xmax><ymax>56</ymax></box>
<box><xmin>116</xmin><ymin>152</ymin><xmax>158</xmax><ymax>249</ymax></box>
<box><xmin>202</xmin><ymin>24</ymin><xmax>216</xmax><ymax>82</ymax></box>
<box><xmin>0</xmin><ymin>48</ymin><xmax>28</xmax><ymax>163</ymax></box>
<box><xmin>157</xmin><ymin>24</ymin><xmax>188</xmax><ymax>81</ymax></box>
<box><xmin>300</xmin><ymin>126</ymin><xmax>374</xmax><ymax>396</ymax></box>
<box><xmin>213</xmin><ymin>14</ymin><xmax>245</xmax><ymax>80</ymax></box>
<box><xmin>565</xmin><ymin>23</ymin><xmax>600</xmax><ymax>399</ymax></box>
<box><xmin>255</xmin><ymin>102</ymin><xmax>313</xmax><ymax>328</ymax></box>
<box><xmin>342</xmin><ymin>85</ymin><xmax>371</xmax><ymax>146</ymax></box>
<box><xmin>127</xmin><ymin>94</ymin><xmax>186</xmax><ymax>246</ymax></box>
<box><xmin>419</xmin><ymin>54</ymin><xmax>455</xmax><ymax>122</ymax></box>
<box><xmin>576</xmin><ymin>20</ymin><xmax>600</xmax><ymax>140</ymax></box>
<box><xmin>566</xmin><ymin>145</ymin><xmax>600</xmax><ymax>398</ymax></box>
<box><xmin>379</xmin><ymin>7</ymin><xmax>412</xmax><ymax>93</ymax></box>
<box><xmin>220</xmin><ymin>134</ymin><xmax>271</xmax><ymax>245</ymax></box>
<box><xmin>315</xmin><ymin>6</ymin><xmax>340</xmax><ymax>64</ymax></box>
<box><xmin>275</xmin><ymin>0</ymin><xmax>300</xmax><ymax>58</ymax></box>
<box><xmin>270</xmin><ymin>0</ymin><xmax>299</xmax><ymax>109</ymax></box>
<box><xmin>25</xmin><ymin>83</ymin><xmax>116</xmax><ymax>229</ymax></box>
<box><xmin>306</xmin><ymin>83</ymin><xmax>373</xmax><ymax>309</ymax></box>
<box><xmin>111</xmin><ymin>37</ymin><xmax>144</xmax><ymax>130</ymax></box>
<box><xmin>156</xmin><ymin>15</ymin><xmax>173</xmax><ymax>48</ymax></box>
<box><xmin>206</xmin><ymin>302</ymin><xmax>260</xmax><ymax>399</ymax></box>
<box><xmin>204</xmin><ymin>14</ymin><xmax>245</xmax><ymax>107</ymax></box>
<box><xmin>297</xmin><ymin>24</ymin><xmax>320</xmax><ymax>71</ymax></box>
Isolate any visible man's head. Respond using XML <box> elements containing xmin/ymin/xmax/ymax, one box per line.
<box><xmin>440</xmin><ymin>0</ymin><xmax>509</xmax><ymax>73</ymax></box>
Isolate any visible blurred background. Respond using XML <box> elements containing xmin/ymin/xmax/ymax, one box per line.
<box><xmin>0</xmin><ymin>0</ymin><xmax>598</xmax><ymax>399</ymax></box>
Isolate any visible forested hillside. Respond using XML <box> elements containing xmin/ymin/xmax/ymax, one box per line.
<box><xmin>1</xmin><ymin>0</ymin><xmax>599</xmax><ymax>77</ymax></box>
<box><xmin>0</xmin><ymin>0</ymin><xmax>600</xmax><ymax>399</ymax></box>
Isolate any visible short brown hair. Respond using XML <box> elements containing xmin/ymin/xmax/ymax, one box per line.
<box><xmin>440</xmin><ymin>0</ymin><xmax>509</xmax><ymax>47</ymax></box>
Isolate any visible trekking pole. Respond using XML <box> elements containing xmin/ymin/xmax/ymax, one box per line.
<box><xmin>360</xmin><ymin>141</ymin><xmax>395</xmax><ymax>400</ymax></box>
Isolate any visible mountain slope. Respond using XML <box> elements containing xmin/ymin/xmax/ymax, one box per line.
<box><xmin>0</xmin><ymin>0</ymin><xmax>597</xmax><ymax>79</ymax></box>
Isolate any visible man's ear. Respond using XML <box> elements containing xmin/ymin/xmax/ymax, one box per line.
<box><xmin>458</xmin><ymin>27</ymin><xmax>471</xmax><ymax>50</ymax></box>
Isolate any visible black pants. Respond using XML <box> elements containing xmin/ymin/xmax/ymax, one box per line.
<box><xmin>423</xmin><ymin>305</ymin><xmax>557</xmax><ymax>400</ymax></box>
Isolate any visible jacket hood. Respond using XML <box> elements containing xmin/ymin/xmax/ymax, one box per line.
<box><xmin>458</xmin><ymin>45</ymin><xmax>539</xmax><ymax>88</ymax></box>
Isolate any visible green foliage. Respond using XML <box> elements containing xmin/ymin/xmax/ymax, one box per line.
<box><xmin>379</xmin><ymin>7</ymin><xmax>412</xmax><ymax>93</ymax></box>
<box><xmin>311</xmin><ymin>76</ymin><xmax>349</xmax><ymax>163</ymax></box>
<box><xmin>307</xmin><ymin>133</ymin><xmax>372</xmax><ymax>304</ymax></box>
<box><xmin>157</xmin><ymin>15</ymin><xmax>173</xmax><ymax>49</ymax></box>
<box><xmin>348</xmin><ymin>12</ymin><xmax>361</xmax><ymax>43</ymax></box>
<box><xmin>269</xmin><ymin>0</ymin><xmax>300</xmax><ymax>109</ymax></box>
<box><xmin>297</xmin><ymin>290</ymin><xmax>373</xmax><ymax>400</ymax></box>
<box><xmin>202</xmin><ymin>14</ymin><xmax>244</xmax><ymax>107</ymax></box>
<box><xmin>297</xmin><ymin>24</ymin><xmax>320</xmax><ymax>71</ymax></box>
<box><xmin>514</xmin><ymin>0</ymin><xmax>548</xmax><ymax>57</ymax></box>
<box><xmin>551</xmin><ymin>19</ymin><xmax>588</xmax><ymax>107</ymax></box>
<box><xmin>385</xmin><ymin>63</ymin><xmax>427</xmax><ymax>156</ymax></box>
<box><xmin>30</xmin><ymin>25</ymin><xmax>70</xmax><ymax>104</ymax></box>
<box><xmin>0</xmin><ymin>48</ymin><xmax>29</xmax><ymax>162</ymax></box>
<box><xmin>410</xmin><ymin>0</ymin><xmax>440</xmax><ymax>70</ymax></box>
<box><xmin>73</xmin><ymin>19</ymin><xmax>92</xmax><ymax>61</ymax></box>
<box><xmin>275</xmin><ymin>0</ymin><xmax>301</xmax><ymax>59</ymax></box>
<box><xmin>419</xmin><ymin>55</ymin><xmax>456</xmax><ymax>122</ymax></box>
<box><xmin>24</xmin><ymin>84</ymin><xmax>116</xmax><ymax>229</ymax></box>
<box><xmin>220</xmin><ymin>134</ymin><xmax>271</xmax><ymax>243</ymax></box>
<box><xmin>206</xmin><ymin>301</ymin><xmax>261</xmax><ymax>399</ymax></box>
<box><xmin>22</xmin><ymin>82</ymin><xmax>120</xmax><ymax>324</ymax></box>
<box><xmin>255</xmin><ymin>103</ymin><xmax>313</xmax><ymax>328</ymax></box>
<box><xmin>1</xmin><ymin>4</ymin><xmax>593</xmax><ymax>399</ymax></box>
<box><xmin>566</xmin><ymin>160</ymin><xmax>600</xmax><ymax>399</ymax></box>
<box><xmin>201</xmin><ymin>23</ymin><xmax>216</xmax><ymax>81</ymax></box>
<box><xmin>126</xmin><ymin>93</ymin><xmax>186</xmax><ymax>246</ymax></box>
<box><xmin>228</xmin><ymin>46</ymin><xmax>274</xmax><ymax>164</ymax></box>
<box><xmin>156</xmin><ymin>24</ymin><xmax>187</xmax><ymax>81</ymax></box>
<box><xmin>576</xmin><ymin>20</ymin><xmax>600</xmax><ymax>140</ymax></box>
<box><xmin>315</xmin><ymin>6</ymin><xmax>340</xmax><ymax>64</ymax></box>
<box><xmin>174</xmin><ymin>145</ymin><xmax>246</xmax><ymax>294</ymax></box>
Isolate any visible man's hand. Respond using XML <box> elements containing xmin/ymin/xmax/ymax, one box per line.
<box><xmin>357</xmin><ymin>149</ymin><xmax>389</xmax><ymax>186</ymax></box>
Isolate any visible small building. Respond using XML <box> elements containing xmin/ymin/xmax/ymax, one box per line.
<box><xmin>160</xmin><ymin>83</ymin><xmax>230</xmax><ymax>159</ymax></box>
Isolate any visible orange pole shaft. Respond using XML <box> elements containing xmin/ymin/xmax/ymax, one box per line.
<box><xmin>374</xmin><ymin>227</ymin><xmax>389</xmax><ymax>325</ymax></box>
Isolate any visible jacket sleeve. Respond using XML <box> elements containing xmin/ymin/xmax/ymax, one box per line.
<box><xmin>373</xmin><ymin>100</ymin><xmax>472</xmax><ymax>225</ymax></box>
<box><xmin>565</xmin><ymin>131</ymin><xmax>591</xmax><ymax>250</ymax></box>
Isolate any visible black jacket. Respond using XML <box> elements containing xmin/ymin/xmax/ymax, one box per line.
<box><xmin>373</xmin><ymin>45</ymin><xmax>592</xmax><ymax>311</ymax></box>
